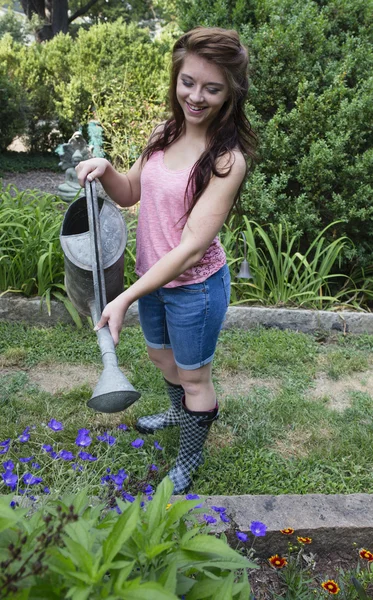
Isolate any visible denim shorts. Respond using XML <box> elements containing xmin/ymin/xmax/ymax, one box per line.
<box><xmin>138</xmin><ymin>264</ymin><xmax>230</xmax><ymax>370</ymax></box>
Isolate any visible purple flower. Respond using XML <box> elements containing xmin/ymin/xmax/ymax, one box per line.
<box><xmin>149</xmin><ymin>464</ymin><xmax>158</xmax><ymax>472</ymax></box>
<box><xmin>147</xmin><ymin>495</ymin><xmax>153</xmax><ymax>501</ymax></box>
<box><xmin>78</xmin><ymin>451</ymin><xmax>97</xmax><ymax>462</ymax></box>
<box><xmin>97</xmin><ymin>432</ymin><xmax>116</xmax><ymax>446</ymax></box>
<box><xmin>203</xmin><ymin>514</ymin><xmax>217</xmax><ymax>524</ymax></box>
<box><xmin>59</xmin><ymin>450</ymin><xmax>74</xmax><ymax>461</ymax></box>
<box><xmin>154</xmin><ymin>441</ymin><xmax>163</xmax><ymax>450</ymax></box>
<box><xmin>42</xmin><ymin>444</ymin><xmax>53</xmax><ymax>453</ymax></box>
<box><xmin>250</xmin><ymin>521</ymin><xmax>267</xmax><ymax>537</ymax></box>
<box><xmin>143</xmin><ymin>484</ymin><xmax>153</xmax><ymax>495</ymax></box>
<box><xmin>10</xmin><ymin>500</ymin><xmax>17</xmax><ymax>509</ymax></box>
<box><xmin>0</xmin><ymin>439</ymin><xmax>10</xmax><ymax>446</ymax></box>
<box><xmin>131</xmin><ymin>439</ymin><xmax>144</xmax><ymax>448</ymax></box>
<box><xmin>211</xmin><ymin>506</ymin><xmax>226</xmax><ymax>513</ymax></box>
<box><xmin>75</xmin><ymin>429</ymin><xmax>92</xmax><ymax>447</ymax></box>
<box><xmin>117</xmin><ymin>424</ymin><xmax>128</xmax><ymax>431</ymax></box>
<box><xmin>32</xmin><ymin>463</ymin><xmax>41</xmax><ymax>470</ymax></box>
<box><xmin>113</xmin><ymin>505</ymin><xmax>122</xmax><ymax>514</ymax></box>
<box><xmin>23</xmin><ymin>473</ymin><xmax>43</xmax><ymax>486</ymax></box>
<box><xmin>122</xmin><ymin>492</ymin><xmax>135</xmax><ymax>503</ymax></box>
<box><xmin>111</xmin><ymin>469</ymin><xmax>127</xmax><ymax>487</ymax></box>
<box><xmin>48</xmin><ymin>419</ymin><xmax>64</xmax><ymax>431</ymax></box>
<box><xmin>0</xmin><ymin>446</ymin><xmax>9</xmax><ymax>455</ymax></box>
<box><xmin>2</xmin><ymin>470</ymin><xmax>18</xmax><ymax>489</ymax></box>
<box><xmin>2</xmin><ymin>460</ymin><xmax>14</xmax><ymax>471</ymax></box>
<box><xmin>101</xmin><ymin>475</ymin><xmax>110</xmax><ymax>484</ymax></box>
<box><xmin>43</xmin><ymin>487</ymin><xmax>50</xmax><ymax>494</ymax></box>
<box><xmin>19</xmin><ymin>456</ymin><xmax>34</xmax><ymax>463</ymax></box>
<box><xmin>50</xmin><ymin>451</ymin><xmax>58</xmax><ymax>459</ymax></box>
<box><xmin>18</xmin><ymin>428</ymin><xmax>30</xmax><ymax>443</ymax></box>
<box><xmin>220</xmin><ymin>513</ymin><xmax>230</xmax><ymax>523</ymax></box>
<box><xmin>186</xmin><ymin>494</ymin><xmax>200</xmax><ymax>500</ymax></box>
<box><xmin>236</xmin><ymin>531</ymin><xmax>248</xmax><ymax>542</ymax></box>
<box><xmin>106</xmin><ymin>467</ymin><xmax>111</xmax><ymax>473</ymax></box>
<box><xmin>71</xmin><ymin>463</ymin><xmax>83</xmax><ymax>472</ymax></box>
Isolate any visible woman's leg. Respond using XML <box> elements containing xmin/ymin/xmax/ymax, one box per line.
<box><xmin>146</xmin><ymin>347</ymin><xmax>180</xmax><ymax>385</ymax></box>
<box><xmin>135</xmin><ymin>347</ymin><xmax>184</xmax><ymax>434</ymax></box>
<box><xmin>177</xmin><ymin>362</ymin><xmax>215</xmax><ymax>411</ymax></box>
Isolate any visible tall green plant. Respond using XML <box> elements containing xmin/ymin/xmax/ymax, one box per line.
<box><xmin>0</xmin><ymin>478</ymin><xmax>256</xmax><ymax>599</ymax></box>
<box><xmin>0</xmin><ymin>184</ymin><xmax>81</xmax><ymax>325</ymax></box>
<box><xmin>222</xmin><ymin>217</ymin><xmax>361</xmax><ymax>310</ymax></box>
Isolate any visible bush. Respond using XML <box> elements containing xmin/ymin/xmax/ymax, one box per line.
<box><xmin>0</xmin><ymin>35</ymin><xmax>27</xmax><ymax>151</ymax></box>
<box><xmin>0</xmin><ymin>478</ymin><xmax>256</xmax><ymax>599</ymax></box>
<box><xmin>177</xmin><ymin>0</ymin><xmax>373</xmax><ymax>267</ymax></box>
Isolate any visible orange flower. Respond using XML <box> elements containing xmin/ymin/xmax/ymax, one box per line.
<box><xmin>321</xmin><ymin>580</ymin><xmax>340</xmax><ymax>594</ymax></box>
<box><xmin>297</xmin><ymin>536</ymin><xmax>312</xmax><ymax>544</ymax></box>
<box><xmin>280</xmin><ymin>528</ymin><xmax>294</xmax><ymax>535</ymax></box>
<box><xmin>359</xmin><ymin>548</ymin><xmax>373</xmax><ymax>561</ymax></box>
<box><xmin>269</xmin><ymin>554</ymin><xmax>288</xmax><ymax>568</ymax></box>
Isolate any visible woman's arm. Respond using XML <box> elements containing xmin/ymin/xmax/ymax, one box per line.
<box><xmin>95</xmin><ymin>151</ymin><xmax>247</xmax><ymax>344</ymax></box>
<box><xmin>75</xmin><ymin>156</ymin><xmax>142</xmax><ymax>208</ymax></box>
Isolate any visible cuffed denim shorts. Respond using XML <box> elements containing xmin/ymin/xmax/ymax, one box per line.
<box><xmin>138</xmin><ymin>263</ymin><xmax>230</xmax><ymax>370</ymax></box>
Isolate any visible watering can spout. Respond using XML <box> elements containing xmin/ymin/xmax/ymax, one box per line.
<box><xmin>60</xmin><ymin>181</ymin><xmax>141</xmax><ymax>413</ymax></box>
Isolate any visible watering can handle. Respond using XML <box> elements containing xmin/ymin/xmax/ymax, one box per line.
<box><xmin>85</xmin><ymin>179</ymin><xmax>107</xmax><ymax>325</ymax></box>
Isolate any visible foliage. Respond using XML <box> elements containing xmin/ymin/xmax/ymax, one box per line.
<box><xmin>0</xmin><ymin>478</ymin><xmax>255</xmax><ymax>599</ymax></box>
<box><xmin>0</xmin><ymin>20</ymin><xmax>172</xmax><ymax>160</ymax></box>
<box><xmin>0</xmin><ymin>35</ymin><xmax>27</xmax><ymax>152</ymax></box>
<box><xmin>0</xmin><ymin>8</ymin><xmax>29</xmax><ymax>43</ymax></box>
<box><xmin>0</xmin><ymin>151</ymin><xmax>59</xmax><ymax>175</ymax></box>
<box><xmin>176</xmin><ymin>0</ymin><xmax>373</xmax><ymax>268</ymax></box>
<box><xmin>0</xmin><ymin>184</ymin><xmax>82</xmax><ymax>323</ymax></box>
<box><xmin>221</xmin><ymin>217</ymin><xmax>367</xmax><ymax>309</ymax></box>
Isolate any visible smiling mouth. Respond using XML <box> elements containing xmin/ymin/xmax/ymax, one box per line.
<box><xmin>186</xmin><ymin>102</ymin><xmax>206</xmax><ymax>113</ymax></box>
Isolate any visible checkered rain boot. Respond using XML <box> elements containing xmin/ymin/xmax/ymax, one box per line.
<box><xmin>168</xmin><ymin>400</ymin><xmax>219</xmax><ymax>495</ymax></box>
<box><xmin>136</xmin><ymin>379</ymin><xmax>184</xmax><ymax>434</ymax></box>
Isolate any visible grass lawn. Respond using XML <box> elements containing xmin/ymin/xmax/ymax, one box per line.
<box><xmin>1</xmin><ymin>320</ymin><xmax>373</xmax><ymax>500</ymax></box>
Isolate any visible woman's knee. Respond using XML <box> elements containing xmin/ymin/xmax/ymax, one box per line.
<box><xmin>147</xmin><ymin>347</ymin><xmax>177</xmax><ymax>371</ymax></box>
<box><xmin>177</xmin><ymin>363</ymin><xmax>213</xmax><ymax>396</ymax></box>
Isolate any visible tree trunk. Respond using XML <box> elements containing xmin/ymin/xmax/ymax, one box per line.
<box><xmin>20</xmin><ymin>0</ymin><xmax>100</xmax><ymax>42</ymax></box>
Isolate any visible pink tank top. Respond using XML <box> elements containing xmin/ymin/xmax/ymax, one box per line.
<box><xmin>135</xmin><ymin>150</ymin><xmax>226</xmax><ymax>288</ymax></box>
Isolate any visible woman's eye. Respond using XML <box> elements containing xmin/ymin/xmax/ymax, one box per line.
<box><xmin>182</xmin><ymin>80</ymin><xmax>193</xmax><ymax>87</ymax></box>
<box><xmin>207</xmin><ymin>88</ymin><xmax>219</xmax><ymax>94</ymax></box>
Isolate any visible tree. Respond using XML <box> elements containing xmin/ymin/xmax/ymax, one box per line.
<box><xmin>2</xmin><ymin>0</ymin><xmax>100</xmax><ymax>42</ymax></box>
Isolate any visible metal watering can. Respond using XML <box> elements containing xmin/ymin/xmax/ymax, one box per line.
<box><xmin>60</xmin><ymin>181</ymin><xmax>141</xmax><ymax>413</ymax></box>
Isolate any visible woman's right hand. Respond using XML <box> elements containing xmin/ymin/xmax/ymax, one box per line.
<box><xmin>75</xmin><ymin>158</ymin><xmax>110</xmax><ymax>187</ymax></box>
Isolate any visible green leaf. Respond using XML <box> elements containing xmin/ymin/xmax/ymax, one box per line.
<box><xmin>145</xmin><ymin>476</ymin><xmax>173</xmax><ymax>536</ymax></box>
<box><xmin>146</xmin><ymin>541</ymin><xmax>175</xmax><ymax>559</ymax></box>
<box><xmin>112</xmin><ymin>560</ymin><xmax>136</xmax><ymax>593</ymax></box>
<box><xmin>181</xmin><ymin>535</ymin><xmax>251</xmax><ymax>562</ymax></box>
<box><xmin>0</xmin><ymin>501</ymin><xmax>27</xmax><ymax>533</ymax></box>
<box><xmin>119</xmin><ymin>581</ymin><xmax>179</xmax><ymax>599</ymax></box>
<box><xmin>165</xmin><ymin>499</ymin><xmax>202</xmax><ymax>528</ymax></box>
<box><xmin>65</xmin><ymin>586</ymin><xmax>93</xmax><ymax>600</ymax></box>
<box><xmin>102</xmin><ymin>496</ymin><xmax>140</xmax><ymax>564</ymax></box>
<box><xmin>158</xmin><ymin>559</ymin><xmax>177</xmax><ymax>593</ymax></box>
<box><xmin>62</xmin><ymin>537</ymin><xmax>94</xmax><ymax>577</ymax></box>
<box><xmin>211</xmin><ymin>572</ymin><xmax>234</xmax><ymax>600</ymax></box>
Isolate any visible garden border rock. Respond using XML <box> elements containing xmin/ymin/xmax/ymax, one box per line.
<box><xmin>1</xmin><ymin>293</ymin><xmax>373</xmax><ymax>334</ymax></box>
<box><xmin>2</xmin><ymin>294</ymin><xmax>373</xmax><ymax>558</ymax></box>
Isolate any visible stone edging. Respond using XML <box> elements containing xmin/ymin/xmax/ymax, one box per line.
<box><xmin>1</xmin><ymin>294</ymin><xmax>373</xmax><ymax>334</ymax></box>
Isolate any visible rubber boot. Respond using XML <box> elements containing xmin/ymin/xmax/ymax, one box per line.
<box><xmin>168</xmin><ymin>400</ymin><xmax>219</xmax><ymax>495</ymax></box>
<box><xmin>136</xmin><ymin>379</ymin><xmax>184</xmax><ymax>434</ymax></box>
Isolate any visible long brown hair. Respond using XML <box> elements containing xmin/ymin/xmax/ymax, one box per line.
<box><xmin>141</xmin><ymin>26</ymin><xmax>257</xmax><ymax>216</ymax></box>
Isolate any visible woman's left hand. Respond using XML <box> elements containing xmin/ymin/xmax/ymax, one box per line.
<box><xmin>94</xmin><ymin>294</ymin><xmax>131</xmax><ymax>346</ymax></box>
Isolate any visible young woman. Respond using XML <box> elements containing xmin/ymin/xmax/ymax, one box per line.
<box><xmin>76</xmin><ymin>26</ymin><xmax>256</xmax><ymax>494</ymax></box>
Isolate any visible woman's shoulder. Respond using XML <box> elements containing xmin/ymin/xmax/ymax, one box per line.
<box><xmin>216</xmin><ymin>148</ymin><xmax>247</xmax><ymax>178</ymax></box>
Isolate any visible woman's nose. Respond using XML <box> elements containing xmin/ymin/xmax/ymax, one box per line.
<box><xmin>189</xmin><ymin>87</ymin><xmax>204</xmax><ymax>103</ymax></box>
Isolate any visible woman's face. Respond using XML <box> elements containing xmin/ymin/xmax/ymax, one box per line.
<box><xmin>176</xmin><ymin>53</ymin><xmax>229</xmax><ymax>129</ymax></box>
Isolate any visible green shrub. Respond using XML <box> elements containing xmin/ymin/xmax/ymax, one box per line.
<box><xmin>177</xmin><ymin>0</ymin><xmax>373</xmax><ymax>267</ymax></box>
<box><xmin>0</xmin><ymin>478</ymin><xmax>256</xmax><ymax>599</ymax></box>
<box><xmin>0</xmin><ymin>35</ymin><xmax>27</xmax><ymax>151</ymax></box>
